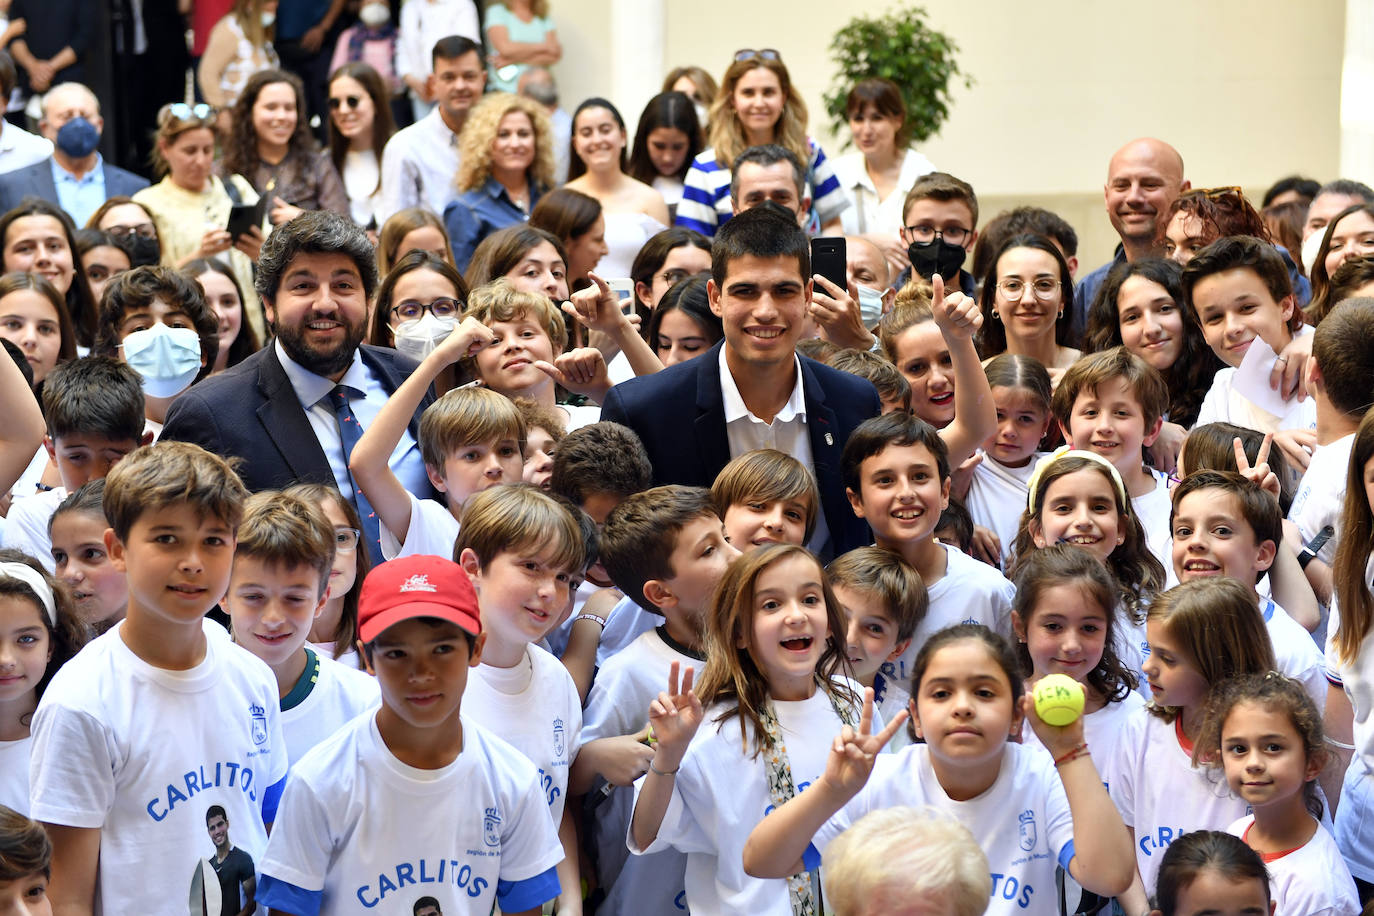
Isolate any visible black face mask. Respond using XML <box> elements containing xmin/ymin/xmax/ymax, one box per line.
<box><xmin>908</xmin><ymin>237</ymin><xmax>967</xmax><ymax>282</ymax></box>
<box><xmin>118</xmin><ymin>234</ymin><xmax>161</xmax><ymax>268</ymax></box>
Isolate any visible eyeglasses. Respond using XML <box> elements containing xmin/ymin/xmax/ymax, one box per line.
<box><xmin>334</xmin><ymin>527</ymin><xmax>360</xmax><ymax>553</ymax></box>
<box><xmin>1200</xmin><ymin>186</ymin><xmax>1244</xmax><ymax>201</ymax></box>
<box><xmin>391</xmin><ymin>297</ymin><xmax>462</xmax><ymax>322</ymax></box>
<box><xmin>996</xmin><ymin>277</ymin><xmax>1061</xmax><ymax>302</ymax></box>
<box><xmin>903</xmin><ymin>225</ymin><xmax>971</xmax><ymax>247</ymax></box>
<box><xmin>328</xmin><ymin>95</ymin><xmax>363</xmax><ymax>111</ymax></box>
<box><xmin>658</xmin><ymin>268</ymin><xmax>693</xmax><ymax>287</ymax></box>
<box><xmin>163</xmin><ymin>102</ymin><xmax>215</xmax><ymax>125</ymax></box>
<box><xmin>734</xmin><ymin>48</ymin><xmax>781</xmax><ymax>62</ymax></box>
<box><xmin>105</xmin><ymin>223</ymin><xmax>158</xmax><ymax>240</ymax></box>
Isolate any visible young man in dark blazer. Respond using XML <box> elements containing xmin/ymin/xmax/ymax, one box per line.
<box><xmin>600</xmin><ymin>204</ymin><xmax>881</xmax><ymax>557</ymax></box>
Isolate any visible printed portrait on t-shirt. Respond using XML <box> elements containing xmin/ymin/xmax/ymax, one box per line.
<box><xmin>413</xmin><ymin>896</ymin><xmax>443</xmax><ymax>916</ymax></box>
<box><xmin>195</xmin><ymin>805</ymin><xmax>256</xmax><ymax>916</ymax></box>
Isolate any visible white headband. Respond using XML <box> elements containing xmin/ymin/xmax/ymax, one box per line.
<box><xmin>0</xmin><ymin>561</ymin><xmax>57</xmax><ymax>625</ymax></box>
<box><xmin>1026</xmin><ymin>446</ymin><xmax>1129</xmax><ymax>515</ymax></box>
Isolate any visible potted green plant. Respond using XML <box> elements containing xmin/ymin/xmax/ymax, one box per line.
<box><xmin>824</xmin><ymin>5</ymin><xmax>972</xmax><ymax>147</ymax></box>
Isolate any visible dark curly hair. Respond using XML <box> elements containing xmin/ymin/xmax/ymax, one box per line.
<box><xmin>1083</xmin><ymin>257</ymin><xmax>1222</xmax><ymax>429</ymax></box>
<box><xmin>221</xmin><ymin>69</ymin><xmax>318</xmax><ymax>179</ymax></box>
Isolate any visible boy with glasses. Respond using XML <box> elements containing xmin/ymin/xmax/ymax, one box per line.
<box><xmin>896</xmin><ymin>171</ymin><xmax>979</xmax><ymax>296</ymax></box>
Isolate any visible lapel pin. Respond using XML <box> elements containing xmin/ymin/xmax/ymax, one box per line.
<box><xmin>824</xmin><ymin>432</ymin><xmax>833</xmax><ymax>446</ymax></box>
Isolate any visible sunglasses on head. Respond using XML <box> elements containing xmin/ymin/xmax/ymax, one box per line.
<box><xmin>164</xmin><ymin>102</ymin><xmax>215</xmax><ymax>124</ymax></box>
<box><xmin>733</xmin><ymin>48</ymin><xmax>781</xmax><ymax>62</ymax></box>
<box><xmin>329</xmin><ymin>95</ymin><xmax>363</xmax><ymax>111</ymax></box>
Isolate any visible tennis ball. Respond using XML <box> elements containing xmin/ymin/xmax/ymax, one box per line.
<box><xmin>1033</xmin><ymin>674</ymin><xmax>1085</xmax><ymax>727</ymax></box>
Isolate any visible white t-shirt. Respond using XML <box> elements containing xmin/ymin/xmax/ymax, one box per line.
<box><xmin>630</xmin><ymin>683</ymin><xmax>862</xmax><ymax>916</ymax></box>
<box><xmin>880</xmin><ymin>543</ymin><xmax>1015</xmax><ymax>700</ymax></box>
<box><xmin>964</xmin><ymin>451</ymin><xmax>1042</xmax><ymax>569</ymax></box>
<box><xmin>280</xmin><ymin>649</ymin><xmax>380</xmax><ymax>765</ymax></box>
<box><xmin>29</xmin><ymin>620</ymin><xmax>288</xmax><ymax>916</ymax></box>
<box><xmin>1108</xmin><ymin>707</ymin><xmax>1249</xmax><ymax>892</ymax></box>
<box><xmin>1022</xmin><ymin>689</ymin><xmax>1145</xmax><ymax>795</ymax></box>
<box><xmin>257</xmin><ymin>712</ymin><xmax>564</xmax><ymax>915</ymax></box>
<box><xmin>307</xmin><ymin>640</ymin><xmax>362</xmax><ymax>672</ymax></box>
<box><xmin>1115</xmin><ymin>603</ymin><xmax>1152</xmax><ymax>698</ymax></box>
<box><xmin>379</xmin><ymin>491</ymin><xmax>461</xmax><ymax>562</ymax></box>
<box><xmin>1194</xmin><ymin>366</ymin><xmax>1318</xmax><ymax>435</ymax></box>
<box><xmin>1264</xmin><ymin>598</ymin><xmax>1326</xmax><ymax>713</ymax></box>
<box><xmin>1132</xmin><ymin>468</ymin><xmax>1174</xmax><ymax>582</ymax></box>
<box><xmin>1288</xmin><ymin>433</ymin><xmax>1353</xmax><ymax>568</ymax></box>
<box><xmin>0</xmin><ymin>486</ymin><xmax>66</xmax><ymax>572</ymax></box>
<box><xmin>812</xmin><ymin>743</ymin><xmax>1075</xmax><ymax>916</ymax></box>
<box><xmin>581</xmin><ymin>628</ymin><xmax>700</xmax><ymax>916</ymax></box>
<box><xmin>1226</xmin><ymin>814</ymin><xmax>1359</xmax><ymax>916</ymax></box>
<box><xmin>465</xmin><ymin>644</ymin><xmax>581</xmax><ymax>823</ymax></box>
<box><xmin>1324</xmin><ymin>570</ymin><xmax>1374</xmax><ymax>881</ymax></box>
<box><xmin>0</xmin><ymin>735</ymin><xmax>31</xmax><ymax>814</ymax></box>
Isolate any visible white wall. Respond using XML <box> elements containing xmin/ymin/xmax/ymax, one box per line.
<box><xmin>550</xmin><ymin>0</ymin><xmax>1346</xmax><ymax>267</ymax></box>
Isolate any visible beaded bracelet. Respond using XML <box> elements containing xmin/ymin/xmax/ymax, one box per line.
<box><xmin>1053</xmin><ymin>742</ymin><xmax>1090</xmax><ymax>767</ymax></box>
<box><xmin>648</xmin><ymin>760</ymin><xmax>679</xmax><ymax>777</ymax></box>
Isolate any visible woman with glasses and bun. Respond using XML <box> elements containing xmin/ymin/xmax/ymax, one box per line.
<box><xmin>134</xmin><ymin>103</ymin><xmax>267</xmax><ymax>341</ymax></box>
<box><xmin>86</xmin><ymin>197</ymin><xmax>162</xmax><ymax>267</ymax></box>
<box><xmin>326</xmin><ymin>62</ymin><xmax>395</xmax><ymax>228</ymax></box>
<box><xmin>675</xmin><ymin>49</ymin><xmax>846</xmax><ymax>238</ymax></box>
<box><xmin>977</xmin><ymin>233</ymin><xmax>1080</xmax><ymax>377</ymax></box>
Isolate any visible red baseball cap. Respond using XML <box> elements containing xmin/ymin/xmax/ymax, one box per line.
<box><xmin>357</xmin><ymin>555</ymin><xmax>481</xmax><ymax>643</ymax></box>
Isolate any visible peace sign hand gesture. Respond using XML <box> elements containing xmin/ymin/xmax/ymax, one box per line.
<box><xmin>819</xmin><ymin>688</ymin><xmax>908</xmax><ymax>801</ymax></box>
<box><xmin>1233</xmin><ymin>434</ymin><xmax>1280</xmax><ymax>499</ymax></box>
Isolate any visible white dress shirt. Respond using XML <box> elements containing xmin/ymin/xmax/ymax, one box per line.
<box><xmin>377</xmin><ymin>107</ymin><xmax>462</xmax><ymax>222</ymax></box>
<box><xmin>717</xmin><ymin>347</ymin><xmax>831</xmax><ymax>553</ymax></box>
<box><xmin>274</xmin><ymin>340</ymin><xmax>429</xmax><ymax>501</ymax></box>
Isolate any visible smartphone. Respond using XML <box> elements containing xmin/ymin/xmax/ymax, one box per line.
<box><xmin>605</xmin><ymin>277</ymin><xmax>635</xmax><ymax>314</ymax></box>
<box><xmin>811</xmin><ymin>236</ymin><xmax>847</xmax><ymax>290</ymax></box>
<box><xmin>227</xmin><ymin>201</ymin><xmax>261</xmax><ymax>240</ymax></box>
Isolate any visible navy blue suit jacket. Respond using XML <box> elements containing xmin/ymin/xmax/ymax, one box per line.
<box><xmin>599</xmin><ymin>342</ymin><xmax>881</xmax><ymax>555</ymax></box>
<box><xmin>159</xmin><ymin>344</ymin><xmax>437</xmax><ymax>498</ymax></box>
<box><xmin>0</xmin><ymin>157</ymin><xmax>149</xmax><ymax>218</ymax></box>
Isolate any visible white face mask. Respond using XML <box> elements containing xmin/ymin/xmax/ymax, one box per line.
<box><xmin>393</xmin><ymin>313</ymin><xmax>455</xmax><ymax>361</ymax></box>
<box><xmin>358</xmin><ymin>3</ymin><xmax>390</xmax><ymax>26</ymax></box>
<box><xmin>694</xmin><ymin>102</ymin><xmax>709</xmax><ymax>129</ymax></box>
<box><xmin>260</xmin><ymin>11</ymin><xmax>276</xmax><ymax>27</ymax></box>
<box><xmin>856</xmin><ymin>285</ymin><xmax>888</xmax><ymax>328</ymax></box>
<box><xmin>121</xmin><ymin>323</ymin><xmax>202</xmax><ymax>399</ymax></box>
<box><xmin>1301</xmin><ymin>228</ymin><xmax>1326</xmax><ymax>276</ymax></box>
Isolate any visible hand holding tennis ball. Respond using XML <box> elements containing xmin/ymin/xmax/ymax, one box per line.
<box><xmin>1032</xmin><ymin>674</ymin><xmax>1085</xmax><ymax>727</ymax></box>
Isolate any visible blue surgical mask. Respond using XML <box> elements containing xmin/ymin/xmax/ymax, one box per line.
<box><xmin>392</xmin><ymin>313</ymin><xmax>455</xmax><ymax>361</ymax></box>
<box><xmin>55</xmin><ymin>117</ymin><xmax>100</xmax><ymax>158</ymax></box>
<box><xmin>121</xmin><ymin>323</ymin><xmax>202</xmax><ymax>398</ymax></box>
<box><xmin>856</xmin><ymin>285</ymin><xmax>887</xmax><ymax>328</ymax></box>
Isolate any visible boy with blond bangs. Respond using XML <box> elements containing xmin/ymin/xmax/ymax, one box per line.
<box><xmin>455</xmin><ymin>483</ymin><xmax>587</xmax><ymax>915</ymax></box>
<box><xmin>351</xmin><ymin>316</ymin><xmax>526</xmax><ymax>562</ymax></box>
<box><xmin>29</xmin><ymin>442</ymin><xmax>288</xmax><ymax>916</ymax></box>
<box><xmin>256</xmin><ymin>554</ymin><xmax>565</xmax><ymax>916</ymax></box>
<box><xmin>1051</xmin><ymin>346</ymin><xmax>1174</xmax><ymax>573</ymax></box>
<box><xmin>842</xmin><ymin>411</ymin><xmax>1015</xmax><ymax>688</ymax></box>
<box><xmin>1170</xmin><ymin>468</ymin><xmax>1325</xmax><ymax>710</ymax></box>
<box><xmin>709</xmin><ymin>448</ymin><xmax>819</xmax><ymax>552</ymax></box>
<box><xmin>223</xmin><ymin>490</ymin><xmax>379</xmax><ymax>765</ymax></box>
<box><xmin>827</xmin><ymin>546</ymin><xmax>928</xmax><ymax>747</ymax></box>
<box><xmin>572</xmin><ymin>484</ymin><xmax>741</xmax><ymax>916</ymax></box>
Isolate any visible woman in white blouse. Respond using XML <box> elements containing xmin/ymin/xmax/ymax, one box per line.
<box><xmin>326</xmin><ymin>62</ymin><xmax>395</xmax><ymax>228</ymax></box>
<box><xmin>833</xmin><ymin>78</ymin><xmax>937</xmax><ymax>277</ymax></box>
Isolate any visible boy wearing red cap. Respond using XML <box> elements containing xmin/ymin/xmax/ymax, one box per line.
<box><xmin>255</xmin><ymin>554</ymin><xmax>564</xmax><ymax>916</ymax></box>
